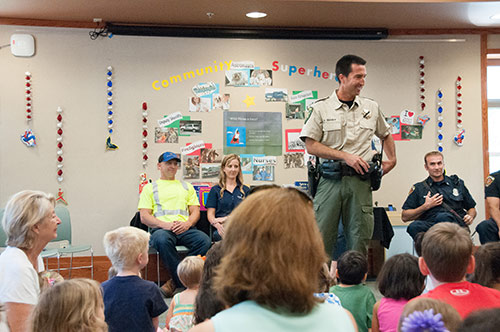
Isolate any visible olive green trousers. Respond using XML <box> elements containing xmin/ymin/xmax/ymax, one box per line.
<box><xmin>314</xmin><ymin>175</ymin><xmax>374</xmax><ymax>257</ymax></box>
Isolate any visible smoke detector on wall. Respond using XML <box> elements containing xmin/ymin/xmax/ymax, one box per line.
<box><xmin>10</xmin><ymin>34</ymin><xmax>35</xmax><ymax>57</ymax></box>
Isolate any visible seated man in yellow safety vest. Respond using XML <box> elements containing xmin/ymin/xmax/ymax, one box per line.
<box><xmin>138</xmin><ymin>151</ymin><xmax>211</xmax><ymax>297</ymax></box>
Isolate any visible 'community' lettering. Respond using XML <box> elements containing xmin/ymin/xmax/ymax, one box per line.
<box><xmin>152</xmin><ymin>60</ymin><xmax>232</xmax><ymax>91</ymax></box>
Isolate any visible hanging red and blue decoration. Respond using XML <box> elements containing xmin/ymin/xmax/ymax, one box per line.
<box><xmin>454</xmin><ymin>76</ymin><xmax>465</xmax><ymax>146</ymax></box>
<box><xmin>436</xmin><ymin>89</ymin><xmax>444</xmax><ymax>152</ymax></box>
<box><xmin>106</xmin><ymin>66</ymin><xmax>118</xmax><ymax>150</ymax></box>
<box><xmin>21</xmin><ymin>71</ymin><xmax>36</xmax><ymax>147</ymax></box>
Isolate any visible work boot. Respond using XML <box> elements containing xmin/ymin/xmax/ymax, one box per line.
<box><xmin>159</xmin><ymin>279</ymin><xmax>176</xmax><ymax>298</ymax></box>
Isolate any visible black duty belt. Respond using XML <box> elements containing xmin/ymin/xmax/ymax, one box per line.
<box><xmin>320</xmin><ymin>160</ymin><xmax>374</xmax><ymax>180</ymax></box>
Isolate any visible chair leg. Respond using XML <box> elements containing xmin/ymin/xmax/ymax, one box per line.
<box><xmin>156</xmin><ymin>251</ymin><xmax>160</xmax><ymax>287</ymax></box>
<box><xmin>69</xmin><ymin>253</ymin><xmax>74</xmax><ymax>279</ymax></box>
<box><xmin>91</xmin><ymin>249</ymin><xmax>94</xmax><ymax>280</ymax></box>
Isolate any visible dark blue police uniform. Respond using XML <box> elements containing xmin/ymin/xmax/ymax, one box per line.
<box><xmin>206</xmin><ymin>184</ymin><xmax>250</xmax><ymax>241</ymax></box>
<box><xmin>402</xmin><ymin>175</ymin><xmax>476</xmax><ymax>240</ymax></box>
<box><xmin>476</xmin><ymin>170</ymin><xmax>500</xmax><ymax>244</ymax></box>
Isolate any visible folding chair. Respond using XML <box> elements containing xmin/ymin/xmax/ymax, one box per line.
<box><xmin>54</xmin><ymin>205</ymin><xmax>94</xmax><ymax>279</ymax></box>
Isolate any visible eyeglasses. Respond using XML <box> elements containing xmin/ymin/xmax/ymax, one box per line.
<box><xmin>283</xmin><ymin>185</ymin><xmax>313</xmax><ymax>204</ymax></box>
<box><xmin>248</xmin><ymin>184</ymin><xmax>312</xmax><ymax>203</ymax></box>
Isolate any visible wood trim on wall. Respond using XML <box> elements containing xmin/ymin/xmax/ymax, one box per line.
<box><xmin>44</xmin><ymin>254</ymin><xmax>172</xmax><ymax>284</ymax></box>
<box><xmin>389</xmin><ymin>28</ymin><xmax>500</xmax><ymax>36</ymax></box>
<box><xmin>0</xmin><ymin>18</ymin><xmax>102</xmax><ymax>29</ymax></box>
<box><xmin>481</xmin><ymin>33</ymin><xmax>490</xmax><ymax>219</ymax></box>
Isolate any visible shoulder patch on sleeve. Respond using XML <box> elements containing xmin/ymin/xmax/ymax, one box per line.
<box><xmin>304</xmin><ymin>108</ymin><xmax>313</xmax><ymax>124</ymax></box>
<box><xmin>486</xmin><ymin>175</ymin><xmax>495</xmax><ymax>187</ymax></box>
<box><xmin>408</xmin><ymin>185</ymin><xmax>415</xmax><ymax>195</ymax></box>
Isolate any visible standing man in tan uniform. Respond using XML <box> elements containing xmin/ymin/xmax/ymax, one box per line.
<box><xmin>300</xmin><ymin>54</ymin><xmax>396</xmax><ymax>257</ymax></box>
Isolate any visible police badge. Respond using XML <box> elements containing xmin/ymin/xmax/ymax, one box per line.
<box><xmin>486</xmin><ymin>175</ymin><xmax>495</xmax><ymax>187</ymax></box>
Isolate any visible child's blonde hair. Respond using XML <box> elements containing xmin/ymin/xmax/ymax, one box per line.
<box><xmin>177</xmin><ymin>256</ymin><xmax>204</xmax><ymax>289</ymax></box>
<box><xmin>30</xmin><ymin>278</ymin><xmax>107</xmax><ymax>332</ymax></box>
<box><xmin>399</xmin><ymin>298</ymin><xmax>462</xmax><ymax>332</ymax></box>
<box><xmin>38</xmin><ymin>270</ymin><xmax>64</xmax><ymax>293</ymax></box>
<box><xmin>103</xmin><ymin>226</ymin><xmax>149</xmax><ymax>271</ymax></box>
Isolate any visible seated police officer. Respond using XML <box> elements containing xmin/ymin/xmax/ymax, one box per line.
<box><xmin>476</xmin><ymin>170</ymin><xmax>500</xmax><ymax>243</ymax></box>
<box><xmin>402</xmin><ymin>151</ymin><xmax>477</xmax><ymax>240</ymax></box>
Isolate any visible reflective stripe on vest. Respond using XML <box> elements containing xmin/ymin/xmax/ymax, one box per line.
<box><xmin>152</xmin><ymin>180</ymin><xmax>189</xmax><ymax>217</ymax></box>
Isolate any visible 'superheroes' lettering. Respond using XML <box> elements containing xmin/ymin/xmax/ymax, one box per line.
<box><xmin>152</xmin><ymin>60</ymin><xmax>232</xmax><ymax>91</ymax></box>
<box><xmin>272</xmin><ymin>60</ymin><xmax>335</xmax><ymax>80</ymax></box>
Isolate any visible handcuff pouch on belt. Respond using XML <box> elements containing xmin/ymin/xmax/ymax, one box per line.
<box><xmin>320</xmin><ymin>154</ymin><xmax>383</xmax><ymax>191</ymax></box>
<box><xmin>370</xmin><ymin>153</ymin><xmax>383</xmax><ymax>191</ymax></box>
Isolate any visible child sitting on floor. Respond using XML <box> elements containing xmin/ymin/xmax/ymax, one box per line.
<box><xmin>469</xmin><ymin>242</ymin><xmax>500</xmax><ymax>291</ymax></box>
<box><xmin>38</xmin><ymin>270</ymin><xmax>64</xmax><ymax>293</ymax></box>
<box><xmin>193</xmin><ymin>242</ymin><xmax>226</xmax><ymax>325</ymax></box>
<box><xmin>165</xmin><ymin>256</ymin><xmax>204</xmax><ymax>332</ymax></box>
<box><xmin>458</xmin><ymin>308</ymin><xmax>500</xmax><ymax>332</ymax></box>
<box><xmin>30</xmin><ymin>278</ymin><xmax>108</xmax><ymax>332</ymax></box>
<box><xmin>102</xmin><ymin>226</ymin><xmax>168</xmax><ymax>332</ymax></box>
<box><xmin>314</xmin><ymin>262</ymin><xmax>342</xmax><ymax>306</ymax></box>
<box><xmin>399</xmin><ymin>297</ymin><xmax>461</xmax><ymax>332</ymax></box>
<box><xmin>417</xmin><ymin>222</ymin><xmax>500</xmax><ymax>318</ymax></box>
<box><xmin>372</xmin><ymin>254</ymin><xmax>425</xmax><ymax>332</ymax></box>
<box><xmin>330</xmin><ymin>250</ymin><xmax>376</xmax><ymax>332</ymax></box>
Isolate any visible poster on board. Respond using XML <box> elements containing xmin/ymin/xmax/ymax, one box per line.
<box><xmin>223</xmin><ymin>111</ymin><xmax>282</xmax><ymax>156</ymax></box>
<box><xmin>240</xmin><ymin>154</ymin><xmax>264</xmax><ymax>174</ymax></box>
<box><xmin>285</xmin><ymin>129</ymin><xmax>305</xmax><ymax>152</ymax></box>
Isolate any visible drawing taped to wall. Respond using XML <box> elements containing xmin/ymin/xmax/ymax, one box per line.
<box><xmin>212</xmin><ymin>93</ymin><xmax>230</xmax><ymax>110</ymax></box>
<box><xmin>225</xmin><ymin>69</ymin><xmax>250</xmax><ymax>86</ymax></box>
<box><xmin>179</xmin><ymin>120</ymin><xmax>202</xmax><ymax>135</ymax></box>
<box><xmin>183</xmin><ymin>155</ymin><xmax>200</xmax><ymax>179</ymax></box>
<box><xmin>284</xmin><ymin>152</ymin><xmax>305</xmax><ymax>169</ymax></box>
<box><xmin>155</xmin><ymin>127</ymin><xmax>179</xmax><ymax>143</ymax></box>
<box><xmin>249</xmin><ymin>69</ymin><xmax>273</xmax><ymax>86</ymax></box>
<box><xmin>265</xmin><ymin>88</ymin><xmax>288</xmax><ymax>102</ymax></box>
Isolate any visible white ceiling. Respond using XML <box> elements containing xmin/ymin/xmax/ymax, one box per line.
<box><xmin>2</xmin><ymin>1</ymin><xmax>500</xmax><ymax>32</ymax></box>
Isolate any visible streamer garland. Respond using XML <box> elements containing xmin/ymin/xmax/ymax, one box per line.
<box><xmin>437</xmin><ymin>89</ymin><xmax>444</xmax><ymax>152</ymax></box>
<box><xmin>26</xmin><ymin>72</ymin><xmax>33</xmax><ymax>121</ymax></box>
<box><xmin>142</xmin><ymin>102</ymin><xmax>149</xmax><ymax>167</ymax></box>
<box><xmin>56</xmin><ymin>107</ymin><xmax>64</xmax><ymax>182</ymax></box>
<box><xmin>454</xmin><ymin>76</ymin><xmax>465</xmax><ymax>146</ymax></box>
<box><xmin>419</xmin><ymin>56</ymin><xmax>425</xmax><ymax>111</ymax></box>
<box><xmin>106</xmin><ymin>66</ymin><xmax>118</xmax><ymax>150</ymax></box>
<box><xmin>56</xmin><ymin>107</ymin><xmax>68</xmax><ymax>205</ymax></box>
<box><xmin>21</xmin><ymin>71</ymin><xmax>36</xmax><ymax>147</ymax></box>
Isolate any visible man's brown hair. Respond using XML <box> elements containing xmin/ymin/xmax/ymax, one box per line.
<box><xmin>422</xmin><ymin>222</ymin><xmax>472</xmax><ymax>282</ymax></box>
<box><xmin>424</xmin><ymin>151</ymin><xmax>444</xmax><ymax>165</ymax></box>
<box><xmin>213</xmin><ymin>187</ymin><xmax>327</xmax><ymax>314</ymax></box>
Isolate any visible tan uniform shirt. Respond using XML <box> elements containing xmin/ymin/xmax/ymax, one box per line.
<box><xmin>300</xmin><ymin>91</ymin><xmax>390</xmax><ymax>161</ymax></box>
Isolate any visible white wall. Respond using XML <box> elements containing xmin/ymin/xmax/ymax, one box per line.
<box><xmin>0</xmin><ymin>26</ymin><xmax>485</xmax><ymax>254</ymax></box>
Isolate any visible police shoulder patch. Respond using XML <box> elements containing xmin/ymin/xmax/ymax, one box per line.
<box><xmin>486</xmin><ymin>175</ymin><xmax>495</xmax><ymax>187</ymax></box>
<box><xmin>408</xmin><ymin>185</ymin><xmax>415</xmax><ymax>195</ymax></box>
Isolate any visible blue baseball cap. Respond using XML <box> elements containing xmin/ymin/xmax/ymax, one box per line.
<box><xmin>158</xmin><ymin>152</ymin><xmax>181</xmax><ymax>163</ymax></box>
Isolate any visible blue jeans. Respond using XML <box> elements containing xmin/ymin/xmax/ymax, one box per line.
<box><xmin>476</xmin><ymin>218</ymin><xmax>500</xmax><ymax>244</ymax></box>
<box><xmin>150</xmin><ymin>228</ymin><xmax>211</xmax><ymax>287</ymax></box>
